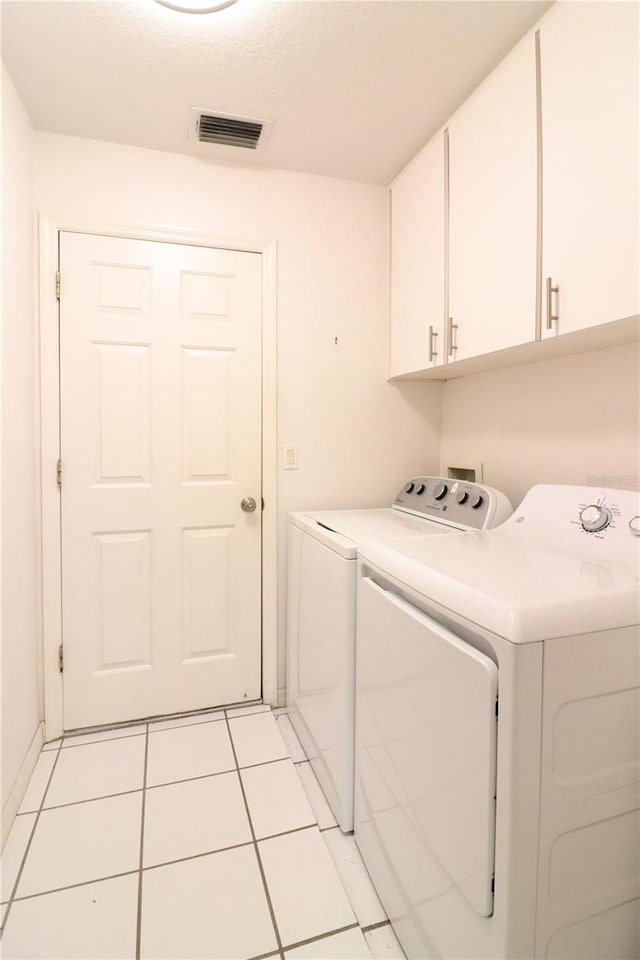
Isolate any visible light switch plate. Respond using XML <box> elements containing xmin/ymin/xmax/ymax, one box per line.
<box><xmin>283</xmin><ymin>443</ymin><xmax>298</xmax><ymax>470</ymax></box>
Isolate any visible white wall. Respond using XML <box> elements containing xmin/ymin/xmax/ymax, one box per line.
<box><xmin>1</xmin><ymin>66</ymin><xmax>42</xmax><ymax>836</ymax></box>
<box><xmin>35</xmin><ymin>132</ymin><xmax>442</xmax><ymax>699</ymax></box>
<box><xmin>440</xmin><ymin>343</ymin><xmax>640</xmax><ymax>508</ymax></box>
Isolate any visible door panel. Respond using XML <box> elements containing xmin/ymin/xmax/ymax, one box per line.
<box><xmin>356</xmin><ymin>576</ymin><xmax>498</xmax><ymax>922</ymax></box>
<box><xmin>59</xmin><ymin>232</ymin><xmax>262</xmax><ymax>729</ymax></box>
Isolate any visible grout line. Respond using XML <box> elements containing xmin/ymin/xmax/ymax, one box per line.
<box><xmin>147</xmin><ymin>715</ymin><xmax>227</xmax><ymax>734</ymax></box>
<box><xmin>247</xmin><ymin>951</ymin><xmax>281</xmax><ymax>960</ymax></box>
<box><xmin>252</xmin><ymin>823</ymin><xmax>317</xmax><ymax>844</ymax></box>
<box><xmin>225</xmin><ymin>707</ymin><xmax>271</xmax><ymax>719</ymax></box>
<box><xmin>19</xmin><ymin>787</ymin><xmax>144</xmax><ymax>815</ymax></box>
<box><xmin>8</xmin><ymin>870</ymin><xmax>141</xmax><ymax>905</ymax></box>
<box><xmin>146</xmin><ymin>767</ymin><xmax>237</xmax><ymax>791</ymax></box>
<box><xmin>239</xmin><ymin>755</ymin><xmax>290</xmax><ymax>771</ymax></box>
<box><xmin>142</xmin><ymin>839</ymin><xmax>255</xmax><ymax>873</ymax></box>
<box><xmin>319</xmin><ymin>824</ymin><xmax>339</xmax><ymax>833</ymax></box>
<box><xmin>47</xmin><ymin>705</ymin><xmax>234</xmax><ymax>751</ymax></box>
<box><xmin>361</xmin><ymin>919</ymin><xmax>391</xmax><ymax>934</ymax></box>
<box><xmin>135</xmin><ymin>724</ymin><xmax>149</xmax><ymax>960</ymax></box>
<box><xmin>55</xmin><ymin>730</ymin><xmax>149</xmax><ymax>750</ymax></box>
<box><xmin>0</xmin><ymin>739</ymin><xmax>64</xmax><ymax>936</ymax></box>
<box><xmin>4</xmin><ymin>824</ymin><xmax>335</xmax><ymax>910</ymax></box>
<box><xmin>21</xmin><ymin>753</ymin><xmax>299</xmax><ymax>820</ymax></box>
<box><xmin>280</xmin><ymin>922</ymin><xmax>361</xmax><ymax>954</ymax></box>
<box><xmin>224</xmin><ymin>714</ymin><xmax>285</xmax><ymax>960</ymax></box>
<box><xmin>62</xmin><ymin>706</ymin><xmax>231</xmax><ymax>739</ymax></box>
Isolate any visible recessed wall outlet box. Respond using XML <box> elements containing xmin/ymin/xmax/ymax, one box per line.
<box><xmin>443</xmin><ymin>463</ymin><xmax>484</xmax><ymax>483</ymax></box>
<box><xmin>283</xmin><ymin>444</ymin><xmax>298</xmax><ymax>470</ymax></box>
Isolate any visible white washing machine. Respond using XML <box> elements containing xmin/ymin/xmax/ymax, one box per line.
<box><xmin>355</xmin><ymin>483</ymin><xmax>640</xmax><ymax>959</ymax></box>
<box><xmin>286</xmin><ymin>476</ymin><xmax>512</xmax><ymax>833</ymax></box>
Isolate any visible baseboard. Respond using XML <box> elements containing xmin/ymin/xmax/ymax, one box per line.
<box><xmin>1</xmin><ymin>722</ymin><xmax>44</xmax><ymax>850</ymax></box>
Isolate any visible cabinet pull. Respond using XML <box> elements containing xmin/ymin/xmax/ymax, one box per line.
<box><xmin>448</xmin><ymin>317</ymin><xmax>458</xmax><ymax>357</ymax></box>
<box><xmin>546</xmin><ymin>277</ymin><xmax>559</xmax><ymax>329</ymax></box>
<box><xmin>428</xmin><ymin>325</ymin><xmax>438</xmax><ymax>362</ymax></box>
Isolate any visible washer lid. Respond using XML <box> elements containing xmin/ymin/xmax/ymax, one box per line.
<box><xmin>360</xmin><ymin>532</ymin><xmax>640</xmax><ymax>643</ymax></box>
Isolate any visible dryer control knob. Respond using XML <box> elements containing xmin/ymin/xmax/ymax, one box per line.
<box><xmin>405</xmin><ymin>482</ymin><xmax>415</xmax><ymax>494</ymax></box>
<box><xmin>470</xmin><ymin>494</ymin><xmax>484</xmax><ymax>510</ymax></box>
<box><xmin>628</xmin><ymin>516</ymin><xmax>640</xmax><ymax>537</ymax></box>
<box><xmin>456</xmin><ymin>491</ymin><xmax>469</xmax><ymax>505</ymax></box>
<box><xmin>416</xmin><ymin>483</ymin><xmax>426</xmax><ymax>495</ymax></box>
<box><xmin>434</xmin><ymin>483</ymin><xmax>448</xmax><ymax>500</ymax></box>
<box><xmin>580</xmin><ymin>504</ymin><xmax>612</xmax><ymax>533</ymax></box>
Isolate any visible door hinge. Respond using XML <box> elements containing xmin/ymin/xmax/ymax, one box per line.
<box><xmin>491</xmin><ymin>873</ymin><xmax>495</xmax><ymax>895</ymax></box>
<box><xmin>58</xmin><ymin>644</ymin><xmax>64</xmax><ymax>673</ymax></box>
<box><xmin>55</xmin><ymin>271</ymin><xmax>61</xmax><ymax>301</ymax></box>
<box><xmin>56</xmin><ymin>459</ymin><xmax>62</xmax><ymax>488</ymax></box>
<box><xmin>495</xmin><ymin>698</ymin><xmax>499</xmax><ymax>718</ymax></box>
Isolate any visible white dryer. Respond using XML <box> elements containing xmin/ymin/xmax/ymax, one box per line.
<box><xmin>355</xmin><ymin>483</ymin><xmax>640</xmax><ymax>959</ymax></box>
<box><xmin>287</xmin><ymin>477</ymin><xmax>512</xmax><ymax>833</ymax></box>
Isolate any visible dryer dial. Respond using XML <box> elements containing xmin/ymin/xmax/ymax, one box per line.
<box><xmin>434</xmin><ymin>483</ymin><xmax>448</xmax><ymax>500</ymax></box>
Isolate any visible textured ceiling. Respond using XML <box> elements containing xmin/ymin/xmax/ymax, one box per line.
<box><xmin>1</xmin><ymin>0</ymin><xmax>552</xmax><ymax>184</ymax></box>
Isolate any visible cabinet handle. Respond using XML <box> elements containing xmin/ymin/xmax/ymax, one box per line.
<box><xmin>546</xmin><ymin>277</ymin><xmax>559</xmax><ymax>329</ymax></box>
<box><xmin>428</xmin><ymin>325</ymin><xmax>438</xmax><ymax>362</ymax></box>
<box><xmin>448</xmin><ymin>317</ymin><xmax>458</xmax><ymax>357</ymax></box>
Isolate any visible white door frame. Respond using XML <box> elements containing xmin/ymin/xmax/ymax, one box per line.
<box><xmin>38</xmin><ymin>214</ymin><xmax>278</xmax><ymax>740</ymax></box>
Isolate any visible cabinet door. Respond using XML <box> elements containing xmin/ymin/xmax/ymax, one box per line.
<box><xmin>540</xmin><ymin>1</ymin><xmax>639</xmax><ymax>337</ymax></box>
<box><xmin>448</xmin><ymin>34</ymin><xmax>537</xmax><ymax>361</ymax></box>
<box><xmin>389</xmin><ymin>133</ymin><xmax>445</xmax><ymax>377</ymax></box>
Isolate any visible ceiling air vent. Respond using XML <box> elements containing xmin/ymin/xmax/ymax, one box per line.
<box><xmin>190</xmin><ymin>109</ymin><xmax>273</xmax><ymax>151</ymax></box>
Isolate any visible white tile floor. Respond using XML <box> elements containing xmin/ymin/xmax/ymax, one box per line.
<box><xmin>1</xmin><ymin>706</ymin><xmax>405</xmax><ymax>960</ymax></box>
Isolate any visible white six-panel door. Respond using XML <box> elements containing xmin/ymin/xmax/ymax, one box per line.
<box><xmin>59</xmin><ymin>232</ymin><xmax>262</xmax><ymax>729</ymax></box>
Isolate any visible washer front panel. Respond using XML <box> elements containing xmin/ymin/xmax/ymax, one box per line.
<box><xmin>357</xmin><ymin>576</ymin><xmax>498</xmax><ymax>919</ymax></box>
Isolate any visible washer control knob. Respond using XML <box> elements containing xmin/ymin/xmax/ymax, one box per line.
<box><xmin>416</xmin><ymin>483</ymin><xmax>426</xmax><ymax>495</ymax></box>
<box><xmin>470</xmin><ymin>494</ymin><xmax>484</xmax><ymax>510</ymax></box>
<box><xmin>628</xmin><ymin>516</ymin><xmax>640</xmax><ymax>537</ymax></box>
<box><xmin>434</xmin><ymin>483</ymin><xmax>448</xmax><ymax>500</ymax></box>
<box><xmin>456</xmin><ymin>491</ymin><xmax>469</xmax><ymax>505</ymax></box>
<box><xmin>580</xmin><ymin>504</ymin><xmax>612</xmax><ymax>533</ymax></box>
<box><xmin>405</xmin><ymin>482</ymin><xmax>415</xmax><ymax>494</ymax></box>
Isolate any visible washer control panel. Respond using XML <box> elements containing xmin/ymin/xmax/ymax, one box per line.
<box><xmin>393</xmin><ymin>477</ymin><xmax>506</xmax><ymax>530</ymax></box>
<box><xmin>501</xmin><ymin>484</ymin><xmax>640</xmax><ymax>576</ymax></box>
<box><xmin>579</xmin><ymin>503</ymin><xmax>613</xmax><ymax>533</ymax></box>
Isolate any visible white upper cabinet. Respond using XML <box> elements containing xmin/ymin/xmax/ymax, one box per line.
<box><xmin>389</xmin><ymin>132</ymin><xmax>445</xmax><ymax>378</ymax></box>
<box><xmin>448</xmin><ymin>33</ymin><xmax>538</xmax><ymax>362</ymax></box>
<box><xmin>540</xmin><ymin>1</ymin><xmax>639</xmax><ymax>337</ymax></box>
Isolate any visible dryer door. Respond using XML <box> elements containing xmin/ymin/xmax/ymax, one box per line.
<box><xmin>356</xmin><ymin>576</ymin><xmax>498</xmax><ymax>919</ymax></box>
